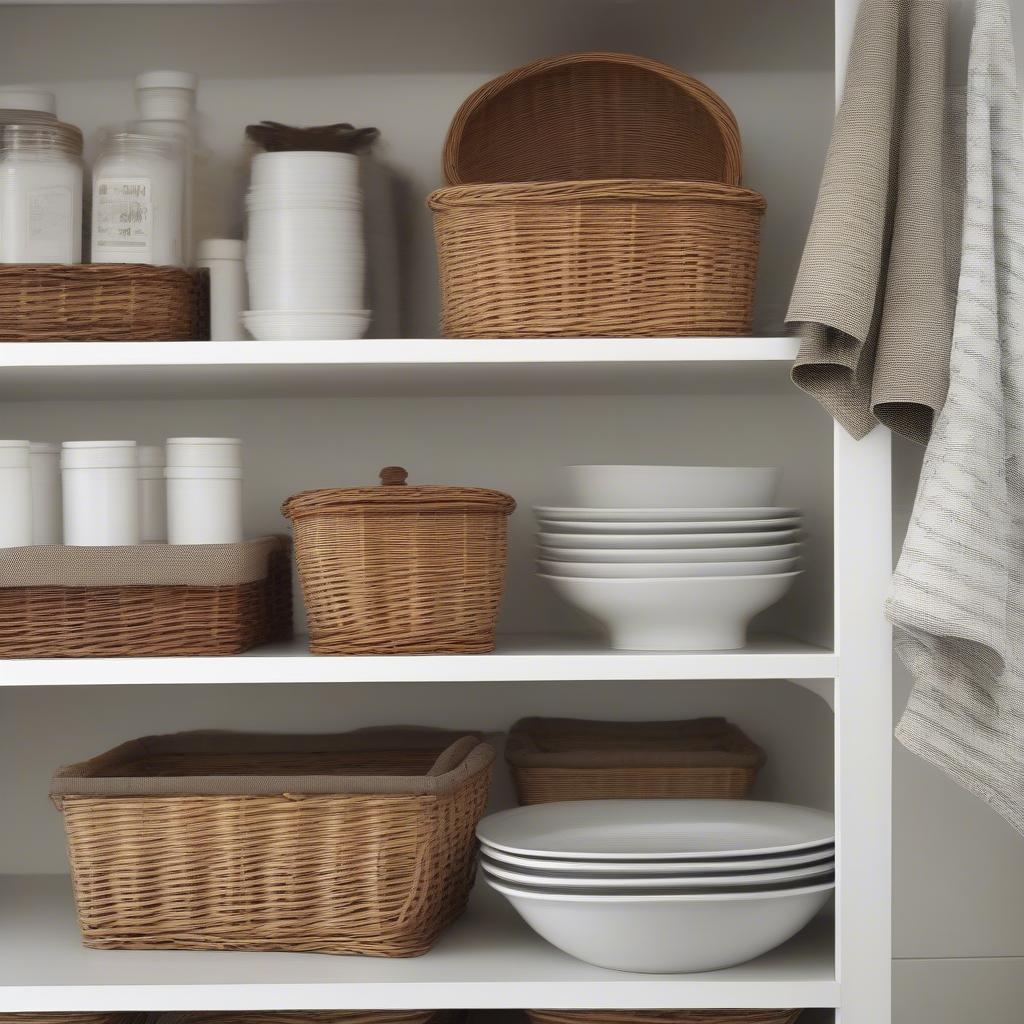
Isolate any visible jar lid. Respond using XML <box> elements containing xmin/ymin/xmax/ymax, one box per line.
<box><xmin>0</xmin><ymin>87</ymin><xmax>56</xmax><ymax>116</ymax></box>
<box><xmin>135</xmin><ymin>71</ymin><xmax>198</xmax><ymax>92</ymax></box>
<box><xmin>197</xmin><ymin>239</ymin><xmax>245</xmax><ymax>261</ymax></box>
<box><xmin>282</xmin><ymin>466</ymin><xmax>517</xmax><ymax>519</ymax></box>
<box><xmin>0</xmin><ymin>120</ymin><xmax>82</xmax><ymax>155</ymax></box>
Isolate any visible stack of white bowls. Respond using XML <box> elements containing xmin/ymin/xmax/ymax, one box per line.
<box><xmin>243</xmin><ymin>151</ymin><xmax>370</xmax><ymax>341</ymax></box>
<box><xmin>478</xmin><ymin>799</ymin><xmax>835</xmax><ymax>973</ymax></box>
<box><xmin>537</xmin><ymin>465</ymin><xmax>803</xmax><ymax>650</ymax></box>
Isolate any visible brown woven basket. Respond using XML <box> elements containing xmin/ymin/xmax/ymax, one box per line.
<box><xmin>527</xmin><ymin>1012</ymin><xmax>802</xmax><ymax>1024</ymax></box>
<box><xmin>162</xmin><ymin>1013</ymin><xmax>443</xmax><ymax>1024</ymax></box>
<box><xmin>283</xmin><ymin>465</ymin><xmax>516</xmax><ymax>655</ymax></box>
<box><xmin>0</xmin><ymin>536</ymin><xmax>292</xmax><ymax>657</ymax></box>
<box><xmin>506</xmin><ymin>717</ymin><xmax>766</xmax><ymax>804</ymax></box>
<box><xmin>0</xmin><ymin>1017</ymin><xmax>144</xmax><ymax>1024</ymax></box>
<box><xmin>51</xmin><ymin>728</ymin><xmax>495</xmax><ymax>956</ymax></box>
<box><xmin>0</xmin><ymin>264</ymin><xmax>207</xmax><ymax>341</ymax></box>
<box><xmin>430</xmin><ymin>52</ymin><xmax>765</xmax><ymax>338</ymax></box>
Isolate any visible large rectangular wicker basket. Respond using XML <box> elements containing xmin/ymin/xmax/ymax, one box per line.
<box><xmin>51</xmin><ymin>728</ymin><xmax>494</xmax><ymax>956</ymax></box>
<box><xmin>0</xmin><ymin>536</ymin><xmax>292</xmax><ymax>657</ymax></box>
<box><xmin>506</xmin><ymin>717</ymin><xmax>766</xmax><ymax>804</ymax></box>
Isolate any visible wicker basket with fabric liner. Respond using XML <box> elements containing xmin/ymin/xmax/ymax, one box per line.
<box><xmin>0</xmin><ymin>535</ymin><xmax>291</xmax><ymax>657</ymax></box>
<box><xmin>527</xmin><ymin>1011</ymin><xmax>801</xmax><ymax>1024</ymax></box>
<box><xmin>429</xmin><ymin>51</ymin><xmax>766</xmax><ymax>338</ymax></box>
<box><xmin>51</xmin><ymin>727</ymin><xmax>494</xmax><ymax>956</ymax></box>
<box><xmin>506</xmin><ymin>717</ymin><xmax>766</xmax><ymax>804</ymax></box>
<box><xmin>0</xmin><ymin>264</ymin><xmax>207</xmax><ymax>341</ymax></box>
<box><xmin>282</xmin><ymin>466</ymin><xmax>516</xmax><ymax>655</ymax></box>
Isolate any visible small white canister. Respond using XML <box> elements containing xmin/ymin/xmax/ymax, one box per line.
<box><xmin>29</xmin><ymin>441</ymin><xmax>61</xmax><ymax>544</ymax></box>
<box><xmin>61</xmin><ymin>441</ymin><xmax>140</xmax><ymax>546</ymax></box>
<box><xmin>165</xmin><ymin>465</ymin><xmax>243</xmax><ymax>544</ymax></box>
<box><xmin>197</xmin><ymin>239</ymin><xmax>247</xmax><ymax>341</ymax></box>
<box><xmin>166</xmin><ymin>436</ymin><xmax>241</xmax><ymax>468</ymax></box>
<box><xmin>0</xmin><ymin>440</ymin><xmax>33</xmax><ymax>547</ymax></box>
<box><xmin>138</xmin><ymin>444</ymin><xmax>167</xmax><ymax>543</ymax></box>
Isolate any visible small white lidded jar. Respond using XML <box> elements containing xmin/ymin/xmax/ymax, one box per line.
<box><xmin>196</xmin><ymin>240</ymin><xmax>247</xmax><ymax>341</ymax></box>
<box><xmin>0</xmin><ymin>440</ymin><xmax>33</xmax><ymax>548</ymax></box>
<box><xmin>138</xmin><ymin>444</ymin><xmax>167</xmax><ymax>543</ymax></box>
<box><xmin>165</xmin><ymin>465</ymin><xmax>243</xmax><ymax>544</ymax></box>
<box><xmin>29</xmin><ymin>441</ymin><xmax>61</xmax><ymax>544</ymax></box>
<box><xmin>166</xmin><ymin>436</ymin><xmax>241</xmax><ymax>468</ymax></box>
<box><xmin>61</xmin><ymin>441</ymin><xmax>140</xmax><ymax>546</ymax></box>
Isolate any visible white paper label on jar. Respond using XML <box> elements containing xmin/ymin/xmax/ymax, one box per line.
<box><xmin>94</xmin><ymin>177</ymin><xmax>152</xmax><ymax>259</ymax></box>
<box><xmin>27</xmin><ymin>186</ymin><xmax>72</xmax><ymax>255</ymax></box>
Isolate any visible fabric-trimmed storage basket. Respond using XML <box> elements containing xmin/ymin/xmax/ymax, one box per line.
<box><xmin>51</xmin><ymin>728</ymin><xmax>494</xmax><ymax>956</ymax></box>
<box><xmin>0</xmin><ymin>535</ymin><xmax>291</xmax><ymax>657</ymax></box>
<box><xmin>506</xmin><ymin>717</ymin><xmax>766</xmax><ymax>804</ymax></box>
<box><xmin>0</xmin><ymin>264</ymin><xmax>207</xmax><ymax>341</ymax></box>
<box><xmin>283</xmin><ymin>466</ymin><xmax>516</xmax><ymax>655</ymax></box>
<box><xmin>527</xmin><ymin>1011</ymin><xmax>801</xmax><ymax>1024</ymax></box>
<box><xmin>429</xmin><ymin>52</ymin><xmax>766</xmax><ymax>338</ymax></box>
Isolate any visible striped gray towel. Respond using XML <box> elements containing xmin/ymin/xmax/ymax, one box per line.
<box><xmin>888</xmin><ymin>0</ymin><xmax>1024</xmax><ymax>836</ymax></box>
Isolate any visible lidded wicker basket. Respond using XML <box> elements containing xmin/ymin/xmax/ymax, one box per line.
<box><xmin>430</xmin><ymin>51</ymin><xmax>766</xmax><ymax>338</ymax></box>
<box><xmin>283</xmin><ymin>466</ymin><xmax>516</xmax><ymax>654</ymax></box>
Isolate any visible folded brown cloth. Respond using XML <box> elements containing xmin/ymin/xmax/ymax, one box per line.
<box><xmin>787</xmin><ymin>0</ymin><xmax>960</xmax><ymax>444</ymax></box>
<box><xmin>246</xmin><ymin>121</ymin><xmax>379</xmax><ymax>153</ymax></box>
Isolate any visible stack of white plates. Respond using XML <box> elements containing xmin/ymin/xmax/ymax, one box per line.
<box><xmin>478</xmin><ymin>799</ymin><xmax>835</xmax><ymax>973</ymax></box>
<box><xmin>243</xmin><ymin>151</ymin><xmax>369</xmax><ymax>340</ymax></box>
<box><xmin>536</xmin><ymin>465</ymin><xmax>803</xmax><ymax>650</ymax></box>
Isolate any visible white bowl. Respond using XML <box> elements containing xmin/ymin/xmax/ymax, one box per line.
<box><xmin>251</xmin><ymin>150</ymin><xmax>359</xmax><ymax>189</ymax></box>
<box><xmin>540</xmin><ymin>571</ymin><xmax>800</xmax><ymax>650</ymax></box>
<box><xmin>483</xmin><ymin>874</ymin><xmax>834</xmax><ymax>973</ymax></box>
<box><xmin>537</xmin><ymin>557</ymin><xmax>801</xmax><ymax>579</ymax></box>
<box><xmin>538</xmin><ymin>529</ymin><xmax>802</xmax><ymax>550</ymax></box>
<box><xmin>536</xmin><ymin>517</ymin><xmax>802</xmax><ymax>534</ymax></box>
<box><xmin>561</xmin><ymin>465</ymin><xmax>780</xmax><ymax>508</ymax></box>
<box><xmin>535</xmin><ymin>505</ymin><xmax>800</xmax><ymax>523</ymax></box>
<box><xmin>539</xmin><ymin>543</ymin><xmax>803</xmax><ymax>564</ymax></box>
<box><xmin>242</xmin><ymin>310</ymin><xmax>370</xmax><ymax>341</ymax></box>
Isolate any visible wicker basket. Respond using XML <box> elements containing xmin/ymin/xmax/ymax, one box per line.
<box><xmin>0</xmin><ymin>1017</ymin><xmax>144</xmax><ymax>1024</ymax></box>
<box><xmin>506</xmin><ymin>717</ymin><xmax>766</xmax><ymax>804</ymax></box>
<box><xmin>51</xmin><ymin>728</ymin><xmax>495</xmax><ymax>956</ymax></box>
<box><xmin>282</xmin><ymin>465</ymin><xmax>516</xmax><ymax>655</ymax></box>
<box><xmin>0</xmin><ymin>536</ymin><xmax>291</xmax><ymax>657</ymax></box>
<box><xmin>527</xmin><ymin>1012</ymin><xmax>801</xmax><ymax>1024</ymax></box>
<box><xmin>0</xmin><ymin>264</ymin><xmax>207</xmax><ymax>341</ymax></box>
<box><xmin>162</xmin><ymin>1013</ymin><xmax>444</xmax><ymax>1024</ymax></box>
<box><xmin>430</xmin><ymin>52</ymin><xmax>765</xmax><ymax>338</ymax></box>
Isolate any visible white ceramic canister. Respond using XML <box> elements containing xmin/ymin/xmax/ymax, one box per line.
<box><xmin>138</xmin><ymin>444</ymin><xmax>167</xmax><ymax>543</ymax></box>
<box><xmin>28</xmin><ymin>441</ymin><xmax>61</xmax><ymax>544</ymax></box>
<box><xmin>197</xmin><ymin>240</ymin><xmax>247</xmax><ymax>340</ymax></box>
<box><xmin>0</xmin><ymin>440</ymin><xmax>33</xmax><ymax>548</ymax></box>
<box><xmin>165</xmin><ymin>465</ymin><xmax>243</xmax><ymax>544</ymax></box>
<box><xmin>0</xmin><ymin>88</ymin><xmax>57</xmax><ymax>118</ymax></box>
<box><xmin>0</xmin><ymin>121</ymin><xmax>84</xmax><ymax>264</ymax></box>
<box><xmin>61</xmin><ymin>441</ymin><xmax>140</xmax><ymax>546</ymax></box>
<box><xmin>165</xmin><ymin>436</ymin><xmax>241</xmax><ymax>469</ymax></box>
<box><xmin>91</xmin><ymin>130</ymin><xmax>185</xmax><ymax>267</ymax></box>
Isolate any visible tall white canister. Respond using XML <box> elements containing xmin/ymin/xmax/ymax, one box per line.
<box><xmin>0</xmin><ymin>440</ymin><xmax>33</xmax><ymax>547</ymax></box>
<box><xmin>29</xmin><ymin>441</ymin><xmax>61</xmax><ymax>544</ymax></box>
<box><xmin>138</xmin><ymin>444</ymin><xmax>167</xmax><ymax>543</ymax></box>
<box><xmin>61</xmin><ymin>441</ymin><xmax>140</xmax><ymax>546</ymax></box>
<box><xmin>165</xmin><ymin>437</ymin><xmax>242</xmax><ymax>544</ymax></box>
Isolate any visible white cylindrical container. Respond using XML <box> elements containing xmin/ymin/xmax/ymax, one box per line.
<box><xmin>138</xmin><ymin>444</ymin><xmax>167</xmax><ymax>543</ymax></box>
<box><xmin>166</xmin><ymin>436</ymin><xmax>241</xmax><ymax>469</ymax></box>
<box><xmin>134</xmin><ymin>71</ymin><xmax>197</xmax><ymax>122</ymax></box>
<box><xmin>0</xmin><ymin>88</ymin><xmax>56</xmax><ymax>118</ymax></box>
<box><xmin>0</xmin><ymin>121</ymin><xmax>84</xmax><ymax>264</ymax></box>
<box><xmin>28</xmin><ymin>441</ymin><xmax>61</xmax><ymax>544</ymax></box>
<box><xmin>165</xmin><ymin>466</ymin><xmax>243</xmax><ymax>544</ymax></box>
<box><xmin>0</xmin><ymin>440</ymin><xmax>32</xmax><ymax>548</ymax></box>
<box><xmin>61</xmin><ymin>441</ymin><xmax>140</xmax><ymax>546</ymax></box>
<box><xmin>91</xmin><ymin>131</ymin><xmax>185</xmax><ymax>267</ymax></box>
<box><xmin>197</xmin><ymin>240</ymin><xmax>247</xmax><ymax>340</ymax></box>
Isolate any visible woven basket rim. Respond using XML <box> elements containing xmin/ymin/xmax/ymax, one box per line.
<box><xmin>282</xmin><ymin>486</ymin><xmax>517</xmax><ymax>520</ymax></box>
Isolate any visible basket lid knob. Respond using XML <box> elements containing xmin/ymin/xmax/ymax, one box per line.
<box><xmin>379</xmin><ymin>465</ymin><xmax>408</xmax><ymax>487</ymax></box>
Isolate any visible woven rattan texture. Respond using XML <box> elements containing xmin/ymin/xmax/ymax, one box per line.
<box><xmin>527</xmin><ymin>1011</ymin><xmax>802</xmax><ymax>1024</ymax></box>
<box><xmin>169</xmin><ymin>1014</ymin><xmax>439</xmax><ymax>1024</ymax></box>
<box><xmin>0</xmin><ymin>1017</ymin><xmax>143</xmax><ymax>1024</ymax></box>
<box><xmin>442</xmin><ymin>52</ymin><xmax>742</xmax><ymax>186</ymax></box>
<box><xmin>0</xmin><ymin>265</ymin><xmax>206</xmax><ymax>341</ymax></box>
<box><xmin>513</xmin><ymin>766</ymin><xmax>757</xmax><ymax>804</ymax></box>
<box><xmin>0</xmin><ymin>546</ymin><xmax>291</xmax><ymax>657</ymax></box>
<box><xmin>56</xmin><ymin>749</ymin><xmax>492</xmax><ymax>955</ymax></box>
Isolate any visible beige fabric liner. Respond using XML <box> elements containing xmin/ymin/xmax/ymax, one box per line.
<box><xmin>506</xmin><ymin>716</ymin><xmax>766</xmax><ymax>769</ymax></box>
<box><xmin>0</xmin><ymin>535</ymin><xmax>289</xmax><ymax>589</ymax></box>
<box><xmin>51</xmin><ymin>727</ymin><xmax>494</xmax><ymax>798</ymax></box>
<box><xmin>787</xmin><ymin>0</ymin><xmax>960</xmax><ymax>444</ymax></box>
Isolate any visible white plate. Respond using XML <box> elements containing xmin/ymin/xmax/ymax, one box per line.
<box><xmin>480</xmin><ymin>840</ymin><xmax>835</xmax><ymax>873</ymax></box>
<box><xmin>537</xmin><ymin>517</ymin><xmax>802</xmax><ymax>534</ymax></box>
<box><xmin>477</xmin><ymin>799</ymin><xmax>834</xmax><ymax>860</ymax></box>
<box><xmin>537</xmin><ymin>557</ymin><xmax>801</xmax><ymax>579</ymax></box>
<box><xmin>539</xmin><ymin>542</ymin><xmax>803</xmax><ymax>564</ymax></box>
<box><xmin>535</xmin><ymin>506</ymin><xmax>800</xmax><ymax>522</ymax></box>
<box><xmin>538</xmin><ymin>529</ymin><xmax>802</xmax><ymax>550</ymax></box>
<box><xmin>480</xmin><ymin>856</ymin><xmax>835</xmax><ymax>890</ymax></box>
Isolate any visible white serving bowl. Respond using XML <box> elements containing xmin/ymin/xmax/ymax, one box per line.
<box><xmin>540</xmin><ymin>572</ymin><xmax>800</xmax><ymax>650</ymax></box>
<box><xmin>483</xmin><ymin>874</ymin><xmax>834</xmax><ymax>973</ymax></box>
<box><xmin>242</xmin><ymin>310</ymin><xmax>370</xmax><ymax>341</ymax></box>
<box><xmin>537</xmin><ymin>557</ymin><xmax>801</xmax><ymax>579</ymax></box>
<box><xmin>561</xmin><ymin>466</ymin><xmax>780</xmax><ymax>508</ymax></box>
<box><xmin>539</xmin><ymin>542</ymin><xmax>803</xmax><ymax>563</ymax></box>
<box><xmin>535</xmin><ymin>505</ymin><xmax>800</xmax><ymax>523</ymax></box>
<box><xmin>536</xmin><ymin>517</ymin><xmax>802</xmax><ymax>534</ymax></box>
<box><xmin>538</xmin><ymin>529</ymin><xmax>802</xmax><ymax>550</ymax></box>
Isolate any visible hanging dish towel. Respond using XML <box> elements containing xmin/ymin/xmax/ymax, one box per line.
<box><xmin>889</xmin><ymin>0</ymin><xmax>1024</xmax><ymax>836</ymax></box>
<box><xmin>787</xmin><ymin>0</ymin><xmax>959</xmax><ymax>444</ymax></box>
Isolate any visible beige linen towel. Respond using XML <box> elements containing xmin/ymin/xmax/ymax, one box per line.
<box><xmin>787</xmin><ymin>0</ymin><xmax>958</xmax><ymax>444</ymax></box>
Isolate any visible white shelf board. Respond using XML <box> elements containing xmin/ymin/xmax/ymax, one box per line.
<box><xmin>0</xmin><ymin>633</ymin><xmax>836</xmax><ymax>686</ymax></box>
<box><xmin>0</xmin><ymin>338</ymin><xmax>800</xmax><ymax>400</ymax></box>
<box><xmin>0</xmin><ymin>875</ymin><xmax>838</xmax><ymax>1010</ymax></box>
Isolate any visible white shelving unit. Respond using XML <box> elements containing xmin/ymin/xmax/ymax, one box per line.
<box><xmin>0</xmin><ymin>1</ymin><xmax>890</xmax><ymax>1022</ymax></box>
